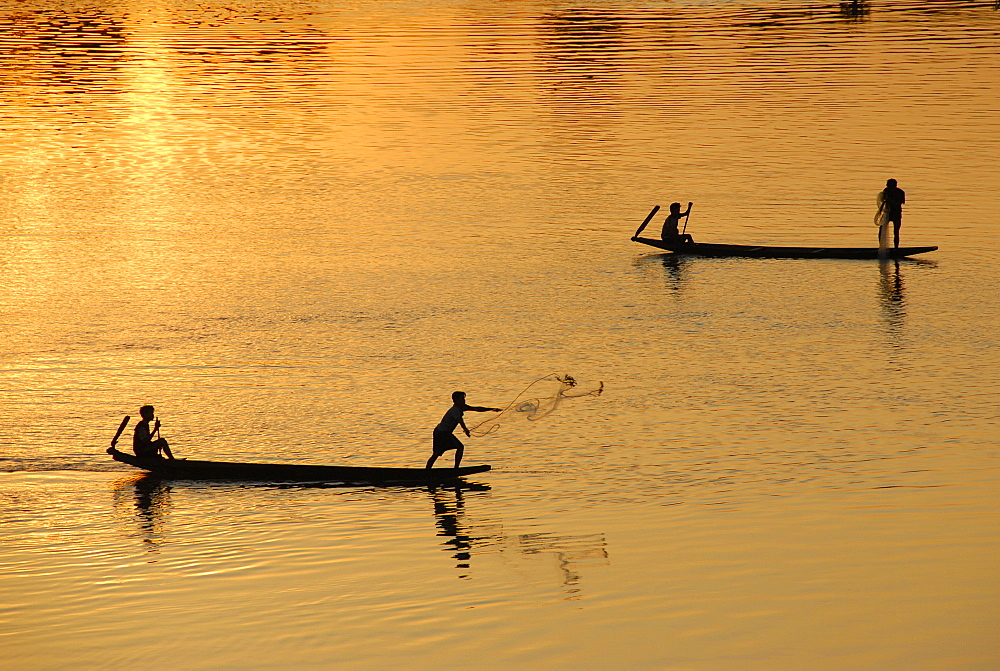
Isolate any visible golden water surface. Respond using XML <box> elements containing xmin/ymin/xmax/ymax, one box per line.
<box><xmin>2</xmin><ymin>0</ymin><xmax>999</xmax><ymax>668</ymax></box>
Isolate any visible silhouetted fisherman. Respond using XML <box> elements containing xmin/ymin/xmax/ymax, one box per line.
<box><xmin>426</xmin><ymin>392</ymin><xmax>501</xmax><ymax>469</ymax></box>
<box><xmin>877</xmin><ymin>179</ymin><xmax>906</xmax><ymax>248</ymax></box>
<box><xmin>661</xmin><ymin>202</ymin><xmax>694</xmax><ymax>244</ymax></box>
<box><xmin>133</xmin><ymin>405</ymin><xmax>174</xmax><ymax>459</ymax></box>
<box><xmin>840</xmin><ymin>0</ymin><xmax>869</xmax><ymax>19</ymax></box>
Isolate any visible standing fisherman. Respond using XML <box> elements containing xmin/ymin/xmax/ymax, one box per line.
<box><xmin>426</xmin><ymin>392</ymin><xmax>501</xmax><ymax>469</ymax></box>
<box><xmin>876</xmin><ymin>179</ymin><xmax>906</xmax><ymax>249</ymax></box>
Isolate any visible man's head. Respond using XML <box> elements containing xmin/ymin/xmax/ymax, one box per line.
<box><xmin>139</xmin><ymin>405</ymin><xmax>155</xmax><ymax>420</ymax></box>
<box><xmin>886</xmin><ymin>178</ymin><xmax>897</xmax><ymax>188</ymax></box>
<box><xmin>452</xmin><ymin>391</ymin><xmax>466</xmax><ymax>404</ymax></box>
<box><xmin>669</xmin><ymin>202</ymin><xmax>682</xmax><ymax>213</ymax></box>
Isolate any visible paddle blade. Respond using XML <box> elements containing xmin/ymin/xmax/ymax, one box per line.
<box><xmin>111</xmin><ymin>415</ymin><xmax>130</xmax><ymax>448</ymax></box>
<box><xmin>633</xmin><ymin>205</ymin><xmax>660</xmax><ymax>239</ymax></box>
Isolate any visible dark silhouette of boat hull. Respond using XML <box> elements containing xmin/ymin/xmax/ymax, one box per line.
<box><xmin>632</xmin><ymin>237</ymin><xmax>937</xmax><ymax>259</ymax></box>
<box><xmin>108</xmin><ymin>448</ymin><xmax>490</xmax><ymax>484</ymax></box>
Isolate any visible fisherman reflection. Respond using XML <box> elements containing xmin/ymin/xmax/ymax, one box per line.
<box><xmin>659</xmin><ymin>254</ymin><xmax>689</xmax><ymax>295</ymax></box>
<box><xmin>113</xmin><ymin>474</ymin><xmax>171</xmax><ymax>551</ymax></box>
<box><xmin>631</xmin><ymin>250</ymin><xmax>690</xmax><ymax>295</ymax></box>
<box><xmin>878</xmin><ymin>259</ymin><xmax>907</xmax><ymax>336</ymax></box>
<box><xmin>429</xmin><ymin>484</ymin><xmax>484</xmax><ymax>577</ymax></box>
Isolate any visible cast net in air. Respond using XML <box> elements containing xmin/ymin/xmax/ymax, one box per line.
<box><xmin>468</xmin><ymin>374</ymin><xmax>604</xmax><ymax>437</ymax></box>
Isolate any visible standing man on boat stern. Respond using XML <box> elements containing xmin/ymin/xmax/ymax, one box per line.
<box><xmin>133</xmin><ymin>405</ymin><xmax>174</xmax><ymax>459</ymax></box>
<box><xmin>877</xmin><ymin>179</ymin><xmax>906</xmax><ymax>249</ymax></box>
<box><xmin>427</xmin><ymin>392</ymin><xmax>501</xmax><ymax>469</ymax></box>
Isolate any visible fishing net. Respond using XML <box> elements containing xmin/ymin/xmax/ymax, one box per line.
<box><xmin>875</xmin><ymin>190</ymin><xmax>890</xmax><ymax>257</ymax></box>
<box><xmin>468</xmin><ymin>374</ymin><xmax>604</xmax><ymax>437</ymax></box>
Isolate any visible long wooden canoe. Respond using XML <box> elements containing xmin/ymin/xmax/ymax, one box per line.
<box><xmin>632</xmin><ymin>236</ymin><xmax>937</xmax><ymax>259</ymax></box>
<box><xmin>108</xmin><ymin>448</ymin><xmax>490</xmax><ymax>484</ymax></box>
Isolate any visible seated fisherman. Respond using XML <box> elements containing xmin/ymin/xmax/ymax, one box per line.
<box><xmin>133</xmin><ymin>405</ymin><xmax>174</xmax><ymax>459</ymax></box>
<box><xmin>660</xmin><ymin>202</ymin><xmax>694</xmax><ymax>244</ymax></box>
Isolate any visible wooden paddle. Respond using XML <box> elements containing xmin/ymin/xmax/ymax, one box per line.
<box><xmin>632</xmin><ymin>205</ymin><xmax>660</xmax><ymax>239</ymax></box>
<box><xmin>681</xmin><ymin>202</ymin><xmax>694</xmax><ymax>235</ymax></box>
<box><xmin>110</xmin><ymin>415</ymin><xmax>130</xmax><ymax>449</ymax></box>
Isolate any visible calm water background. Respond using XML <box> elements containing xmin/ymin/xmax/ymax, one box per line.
<box><xmin>2</xmin><ymin>0</ymin><xmax>999</xmax><ymax>667</ymax></box>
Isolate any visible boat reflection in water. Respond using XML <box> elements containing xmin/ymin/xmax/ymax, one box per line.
<box><xmin>110</xmin><ymin>474</ymin><xmax>609</xmax><ymax>597</ymax></box>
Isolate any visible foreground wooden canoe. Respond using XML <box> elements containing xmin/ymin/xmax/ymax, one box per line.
<box><xmin>108</xmin><ymin>448</ymin><xmax>490</xmax><ymax>484</ymax></box>
<box><xmin>632</xmin><ymin>236</ymin><xmax>938</xmax><ymax>259</ymax></box>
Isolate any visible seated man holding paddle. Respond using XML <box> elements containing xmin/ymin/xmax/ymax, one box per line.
<box><xmin>133</xmin><ymin>405</ymin><xmax>174</xmax><ymax>459</ymax></box>
<box><xmin>661</xmin><ymin>202</ymin><xmax>694</xmax><ymax>244</ymax></box>
<box><xmin>426</xmin><ymin>391</ymin><xmax>501</xmax><ymax>469</ymax></box>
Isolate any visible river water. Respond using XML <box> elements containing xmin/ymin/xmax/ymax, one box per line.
<box><xmin>2</xmin><ymin>0</ymin><xmax>998</xmax><ymax>668</ymax></box>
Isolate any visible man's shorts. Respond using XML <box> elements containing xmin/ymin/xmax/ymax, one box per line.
<box><xmin>432</xmin><ymin>431</ymin><xmax>463</xmax><ymax>454</ymax></box>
